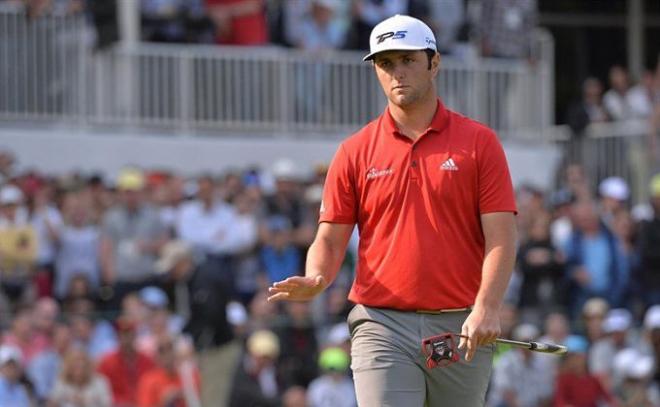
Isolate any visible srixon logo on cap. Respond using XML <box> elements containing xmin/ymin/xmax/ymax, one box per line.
<box><xmin>376</xmin><ymin>30</ymin><xmax>407</xmax><ymax>44</ymax></box>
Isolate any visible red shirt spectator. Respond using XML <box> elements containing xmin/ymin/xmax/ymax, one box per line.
<box><xmin>206</xmin><ymin>0</ymin><xmax>269</xmax><ymax>45</ymax></box>
<box><xmin>553</xmin><ymin>335</ymin><xmax>618</xmax><ymax>407</ymax></box>
<box><xmin>137</xmin><ymin>366</ymin><xmax>201</xmax><ymax>407</ymax></box>
<box><xmin>554</xmin><ymin>373</ymin><xmax>615</xmax><ymax>407</ymax></box>
<box><xmin>137</xmin><ymin>337</ymin><xmax>201</xmax><ymax>407</ymax></box>
<box><xmin>97</xmin><ymin>318</ymin><xmax>155</xmax><ymax>406</ymax></box>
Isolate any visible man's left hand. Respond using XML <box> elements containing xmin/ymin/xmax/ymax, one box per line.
<box><xmin>457</xmin><ymin>305</ymin><xmax>501</xmax><ymax>362</ymax></box>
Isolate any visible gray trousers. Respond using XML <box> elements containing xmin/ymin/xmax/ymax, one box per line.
<box><xmin>347</xmin><ymin>304</ymin><xmax>493</xmax><ymax>407</ymax></box>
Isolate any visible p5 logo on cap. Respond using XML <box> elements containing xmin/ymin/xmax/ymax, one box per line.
<box><xmin>376</xmin><ymin>30</ymin><xmax>407</xmax><ymax>44</ymax></box>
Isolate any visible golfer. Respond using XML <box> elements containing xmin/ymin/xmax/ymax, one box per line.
<box><xmin>268</xmin><ymin>14</ymin><xmax>517</xmax><ymax>406</ymax></box>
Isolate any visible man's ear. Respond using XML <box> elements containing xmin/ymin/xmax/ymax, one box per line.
<box><xmin>431</xmin><ymin>53</ymin><xmax>441</xmax><ymax>75</ymax></box>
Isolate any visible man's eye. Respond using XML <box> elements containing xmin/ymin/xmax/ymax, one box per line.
<box><xmin>404</xmin><ymin>57</ymin><xmax>413</xmax><ymax>63</ymax></box>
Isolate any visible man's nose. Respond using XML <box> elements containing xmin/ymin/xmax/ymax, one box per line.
<box><xmin>392</xmin><ymin>62</ymin><xmax>406</xmax><ymax>80</ymax></box>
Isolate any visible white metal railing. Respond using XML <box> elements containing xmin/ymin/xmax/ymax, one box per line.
<box><xmin>0</xmin><ymin>8</ymin><xmax>554</xmax><ymax>135</ymax></box>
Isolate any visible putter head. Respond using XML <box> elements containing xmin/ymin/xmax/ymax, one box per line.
<box><xmin>422</xmin><ymin>333</ymin><xmax>460</xmax><ymax>369</ymax></box>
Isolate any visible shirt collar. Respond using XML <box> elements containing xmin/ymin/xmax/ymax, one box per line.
<box><xmin>382</xmin><ymin>98</ymin><xmax>449</xmax><ymax>140</ymax></box>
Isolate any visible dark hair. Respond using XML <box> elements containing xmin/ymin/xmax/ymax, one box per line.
<box><xmin>424</xmin><ymin>49</ymin><xmax>437</xmax><ymax>70</ymax></box>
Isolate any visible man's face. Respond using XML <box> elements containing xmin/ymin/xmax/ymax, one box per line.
<box><xmin>373</xmin><ymin>50</ymin><xmax>438</xmax><ymax>108</ymax></box>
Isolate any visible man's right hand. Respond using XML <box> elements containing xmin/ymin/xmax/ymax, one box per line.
<box><xmin>267</xmin><ymin>275</ymin><xmax>326</xmax><ymax>302</ymax></box>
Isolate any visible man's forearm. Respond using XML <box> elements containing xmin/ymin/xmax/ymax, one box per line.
<box><xmin>475</xmin><ymin>245</ymin><xmax>516</xmax><ymax>309</ymax></box>
<box><xmin>475</xmin><ymin>213</ymin><xmax>517</xmax><ymax>310</ymax></box>
<box><xmin>305</xmin><ymin>235</ymin><xmax>347</xmax><ymax>289</ymax></box>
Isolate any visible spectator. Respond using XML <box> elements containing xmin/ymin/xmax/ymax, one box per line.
<box><xmin>537</xmin><ymin>312</ymin><xmax>571</xmax><ymax>382</ymax></box>
<box><xmin>345</xmin><ymin>0</ymin><xmax>407</xmax><ymax>50</ymax></box>
<box><xmin>277</xmin><ymin>301</ymin><xmax>318</xmax><ymax>388</ymax></box>
<box><xmin>97</xmin><ymin>317</ymin><xmax>155</xmax><ymax>407</ymax></box>
<box><xmin>100</xmin><ymin>168</ymin><xmax>168</xmax><ymax>308</ymax></box>
<box><xmin>0</xmin><ymin>150</ymin><xmax>15</xmax><ymax>184</ymax></box>
<box><xmin>566</xmin><ymin>77</ymin><xmax>609</xmax><ymax>141</ymax></box>
<box><xmin>307</xmin><ymin>347</ymin><xmax>356</xmax><ymax>407</ymax></box>
<box><xmin>641</xmin><ymin>306</ymin><xmax>660</xmax><ymax>389</ymax></box>
<box><xmin>598</xmin><ymin>177</ymin><xmax>630</xmax><ymax>227</ymax></box>
<box><xmin>135</xmin><ymin>286</ymin><xmax>184</xmax><ymax>358</ymax></box>
<box><xmin>136</xmin><ymin>336</ymin><xmax>201</xmax><ymax>407</ymax></box>
<box><xmin>54</xmin><ymin>191</ymin><xmax>101</xmax><ymax>299</ymax></box>
<box><xmin>589</xmin><ymin>309</ymin><xmax>636</xmax><ymax>392</ymax></box>
<box><xmin>638</xmin><ymin>173</ymin><xmax>660</xmax><ymax>307</ymax></box>
<box><xmin>155</xmin><ymin>240</ymin><xmax>238</xmax><ymax>407</ymax></box>
<box><xmin>296</xmin><ymin>0</ymin><xmax>346</xmax><ymax>50</ymax></box>
<box><xmin>424</xmin><ymin>0</ymin><xmax>465</xmax><ymax>55</ymax></box>
<box><xmin>489</xmin><ymin>323</ymin><xmax>554</xmax><ymax>407</ymax></box>
<box><xmin>516</xmin><ymin>212</ymin><xmax>564</xmax><ymax>320</ymax></box>
<box><xmin>604</xmin><ymin>66</ymin><xmax>633</xmax><ymax>121</ymax></box>
<box><xmin>563</xmin><ymin>201</ymin><xmax>627</xmax><ymax>316</ymax></box>
<box><xmin>0</xmin><ymin>345</ymin><xmax>30</xmax><ymax>407</ymax></box>
<box><xmin>261</xmin><ymin>215</ymin><xmax>301</xmax><ymax>285</ymax></box>
<box><xmin>2</xmin><ymin>306</ymin><xmax>48</xmax><ymax>365</ymax></box>
<box><xmin>549</xmin><ymin>188</ymin><xmax>575</xmax><ymax>253</ymax></box>
<box><xmin>141</xmin><ymin>0</ymin><xmax>211</xmax><ymax>43</ymax></box>
<box><xmin>49</xmin><ymin>347</ymin><xmax>112</xmax><ymax>407</ymax></box>
<box><xmin>264</xmin><ymin>159</ymin><xmax>305</xmax><ymax>234</ymax></box>
<box><xmin>480</xmin><ymin>0</ymin><xmax>537</xmax><ymax>60</ymax></box>
<box><xmin>177</xmin><ymin>174</ymin><xmax>256</xmax><ymax>293</ymax></box>
<box><xmin>553</xmin><ymin>335</ymin><xmax>617</xmax><ymax>407</ymax></box>
<box><xmin>283</xmin><ymin>385</ymin><xmax>307</xmax><ymax>407</ymax></box>
<box><xmin>27</xmin><ymin>323</ymin><xmax>72</xmax><ymax>404</ymax></box>
<box><xmin>580</xmin><ymin>297</ymin><xmax>609</xmax><ymax>344</ymax></box>
<box><xmin>627</xmin><ymin>69</ymin><xmax>656</xmax><ymax>119</ymax></box>
<box><xmin>0</xmin><ymin>184</ymin><xmax>37</xmax><ymax>307</ymax></box>
<box><xmin>229</xmin><ymin>329</ymin><xmax>282</xmax><ymax>407</ymax></box>
<box><xmin>31</xmin><ymin>297</ymin><xmax>60</xmax><ymax>352</ymax></box>
<box><xmin>612</xmin><ymin>350</ymin><xmax>658</xmax><ymax>407</ymax></box>
<box><xmin>27</xmin><ymin>181</ymin><xmax>62</xmax><ymax>298</ymax></box>
<box><xmin>68</xmin><ymin>299</ymin><xmax>117</xmax><ymax>361</ymax></box>
<box><xmin>207</xmin><ymin>0</ymin><xmax>269</xmax><ymax>45</ymax></box>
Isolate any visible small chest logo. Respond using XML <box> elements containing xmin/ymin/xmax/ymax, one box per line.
<box><xmin>440</xmin><ymin>158</ymin><xmax>459</xmax><ymax>171</ymax></box>
<box><xmin>366</xmin><ymin>167</ymin><xmax>394</xmax><ymax>180</ymax></box>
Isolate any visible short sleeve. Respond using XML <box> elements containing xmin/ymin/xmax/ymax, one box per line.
<box><xmin>319</xmin><ymin>144</ymin><xmax>358</xmax><ymax>224</ymax></box>
<box><xmin>477</xmin><ymin>131</ymin><xmax>517</xmax><ymax>214</ymax></box>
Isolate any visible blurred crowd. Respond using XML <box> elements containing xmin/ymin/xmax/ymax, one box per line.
<box><xmin>0</xmin><ymin>144</ymin><xmax>660</xmax><ymax>407</ymax></box>
<box><xmin>0</xmin><ymin>0</ymin><xmax>539</xmax><ymax>61</ymax></box>
<box><xmin>566</xmin><ymin>62</ymin><xmax>660</xmax><ymax>156</ymax></box>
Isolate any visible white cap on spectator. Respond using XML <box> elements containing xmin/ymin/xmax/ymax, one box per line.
<box><xmin>0</xmin><ymin>184</ymin><xmax>23</xmax><ymax>205</ymax></box>
<box><xmin>614</xmin><ymin>348</ymin><xmax>655</xmax><ymax>380</ymax></box>
<box><xmin>363</xmin><ymin>15</ymin><xmax>437</xmax><ymax>61</ymax></box>
<box><xmin>644</xmin><ymin>305</ymin><xmax>660</xmax><ymax>330</ymax></box>
<box><xmin>226</xmin><ymin>301</ymin><xmax>248</xmax><ymax>326</ymax></box>
<box><xmin>272</xmin><ymin>159</ymin><xmax>300</xmax><ymax>181</ymax></box>
<box><xmin>0</xmin><ymin>345</ymin><xmax>23</xmax><ymax>366</ymax></box>
<box><xmin>602</xmin><ymin>308</ymin><xmax>632</xmax><ymax>333</ymax></box>
<box><xmin>139</xmin><ymin>286</ymin><xmax>168</xmax><ymax>308</ymax></box>
<box><xmin>599</xmin><ymin>177</ymin><xmax>629</xmax><ymax>201</ymax></box>
<box><xmin>327</xmin><ymin>322</ymin><xmax>351</xmax><ymax>346</ymax></box>
<box><xmin>512</xmin><ymin>323</ymin><xmax>540</xmax><ymax>342</ymax></box>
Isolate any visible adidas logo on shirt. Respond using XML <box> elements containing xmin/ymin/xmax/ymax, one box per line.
<box><xmin>440</xmin><ymin>158</ymin><xmax>459</xmax><ymax>171</ymax></box>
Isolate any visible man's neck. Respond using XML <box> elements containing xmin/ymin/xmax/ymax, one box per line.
<box><xmin>388</xmin><ymin>94</ymin><xmax>438</xmax><ymax>141</ymax></box>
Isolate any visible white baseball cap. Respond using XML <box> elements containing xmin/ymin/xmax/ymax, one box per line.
<box><xmin>599</xmin><ymin>177</ymin><xmax>629</xmax><ymax>201</ymax></box>
<box><xmin>363</xmin><ymin>15</ymin><xmax>437</xmax><ymax>61</ymax></box>
<box><xmin>602</xmin><ymin>308</ymin><xmax>632</xmax><ymax>333</ymax></box>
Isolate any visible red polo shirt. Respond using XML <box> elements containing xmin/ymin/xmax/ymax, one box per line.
<box><xmin>319</xmin><ymin>100</ymin><xmax>516</xmax><ymax>310</ymax></box>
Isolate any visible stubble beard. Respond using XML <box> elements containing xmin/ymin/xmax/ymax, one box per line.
<box><xmin>389</xmin><ymin>80</ymin><xmax>433</xmax><ymax>109</ymax></box>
